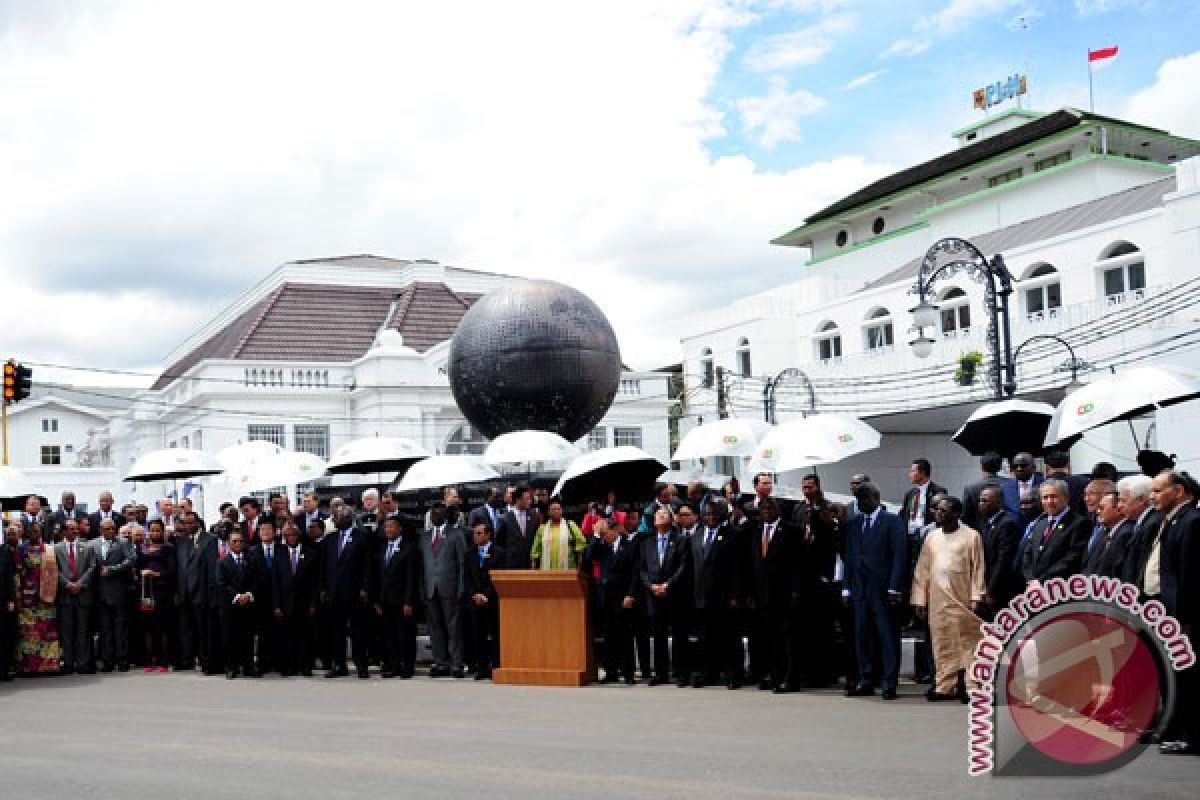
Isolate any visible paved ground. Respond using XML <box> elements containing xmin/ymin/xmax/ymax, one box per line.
<box><xmin>1</xmin><ymin>673</ymin><xmax>1195</xmax><ymax>799</ymax></box>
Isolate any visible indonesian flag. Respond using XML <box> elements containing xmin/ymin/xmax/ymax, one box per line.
<box><xmin>1089</xmin><ymin>46</ymin><xmax>1119</xmax><ymax>67</ymax></box>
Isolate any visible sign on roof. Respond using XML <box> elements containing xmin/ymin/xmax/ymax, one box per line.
<box><xmin>973</xmin><ymin>73</ymin><xmax>1028</xmax><ymax>111</ymax></box>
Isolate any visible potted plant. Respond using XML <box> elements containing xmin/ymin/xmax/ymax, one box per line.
<box><xmin>954</xmin><ymin>351</ymin><xmax>983</xmax><ymax>386</ymax></box>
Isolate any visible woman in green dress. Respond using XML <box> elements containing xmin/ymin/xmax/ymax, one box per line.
<box><xmin>16</xmin><ymin>523</ymin><xmax>61</xmax><ymax>675</ymax></box>
<box><xmin>530</xmin><ymin>499</ymin><xmax>587</xmax><ymax>570</ymax></box>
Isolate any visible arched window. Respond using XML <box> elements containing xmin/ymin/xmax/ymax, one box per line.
<box><xmin>862</xmin><ymin>307</ymin><xmax>894</xmax><ymax>352</ymax></box>
<box><xmin>814</xmin><ymin>321</ymin><xmax>842</xmax><ymax>362</ymax></box>
<box><xmin>1020</xmin><ymin>262</ymin><xmax>1062</xmax><ymax>321</ymax></box>
<box><xmin>1098</xmin><ymin>241</ymin><xmax>1145</xmax><ymax>300</ymax></box>
<box><xmin>445</xmin><ymin>423</ymin><xmax>488</xmax><ymax>456</ymax></box>
<box><xmin>736</xmin><ymin>338</ymin><xmax>752</xmax><ymax>378</ymax></box>
<box><xmin>700</xmin><ymin>348</ymin><xmax>715</xmax><ymax>389</ymax></box>
<box><xmin>938</xmin><ymin>287</ymin><xmax>971</xmax><ymax>336</ymax></box>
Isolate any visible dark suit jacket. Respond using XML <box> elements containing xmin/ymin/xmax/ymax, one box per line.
<box><xmin>962</xmin><ymin>475</ymin><xmax>1003</xmax><ymax>532</ymax></box>
<box><xmin>1046</xmin><ymin>472</ymin><xmax>1089</xmax><ymax>517</ymax></box>
<box><xmin>321</xmin><ymin>528</ymin><xmax>371</xmax><ymax>607</ymax></box>
<box><xmin>91</xmin><ymin>537</ymin><xmax>135</xmax><ymax>606</ymax></box>
<box><xmin>637</xmin><ymin>530</ymin><xmax>689</xmax><ymax>615</ymax></box>
<box><xmin>1084</xmin><ymin>519</ymin><xmax>1135</xmax><ymax>579</ymax></box>
<box><xmin>980</xmin><ymin>510</ymin><xmax>1020</xmax><ymax>600</ymax></box>
<box><xmin>1160</xmin><ymin>504</ymin><xmax>1200</xmax><ymax>627</ymax></box>
<box><xmin>201</xmin><ymin>535</ymin><xmax>231</xmax><ymax>609</ymax></box>
<box><xmin>582</xmin><ymin>536</ymin><xmax>638</xmax><ymax>607</ymax></box>
<box><xmin>794</xmin><ymin>500</ymin><xmax>838</xmax><ymax>584</ymax></box>
<box><xmin>272</xmin><ymin>543</ymin><xmax>320</xmax><ymax>615</ymax></box>
<box><xmin>495</xmin><ymin>509</ymin><xmax>537</xmax><ymax>569</ymax></box>
<box><xmin>900</xmin><ymin>481</ymin><xmax>947</xmax><ymax>529</ymax></box>
<box><xmin>50</xmin><ymin>508</ymin><xmax>87</xmax><ymax>534</ymax></box>
<box><xmin>745</xmin><ymin>519</ymin><xmax>802</xmax><ymax>608</ymax></box>
<box><xmin>55</xmin><ymin>539</ymin><xmax>97</xmax><ymax>606</ymax></box>
<box><xmin>370</xmin><ymin>535</ymin><xmax>421</xmax><ymax>608</ymax></box>
<box><xmin>844</xmin><ymin>509</ymin><xmax>907</xmax><ymax>602</ymax></box>
<box><xmin>1123</xmin><ymin>509</ymin><xmax>1165</xmax><ymax>589</ymax></box>
<box><xmin>293</xmin><ymin>510</ymin><xmax>328</xmax><ymax>533</ymax></box>
<box><xmin>215</xmin><ymin>554</ymin><xmax>264</xmax><ymax>608</ymax></box>
<box><xmin>88</xmin><ymin>510</ymin><xmax>127</xmax><ymax>535</ymax></box>
<box><xmin>464</xmin><ymin>544</ymin><xmax>506</xmax><ymax>604</ymax></box>
<box><xmin>1000</xmin><ymin>474</ymin><xmax>1045</xmax><ymax>518</ymax></box>
<box><xmin>688</xmin><ymin>523</ymin><xmax>738</xmax><ymax>609</ymax></box>
<box><xmin>175</xmin><ymin>531</ymin><xmax>212</xmax><ymax>606</ymax></box>
<box><xmin>467</xmin><ymin>505</ymin><xmax>505</xmax><ymax>537</ymax></box>
<box><xmin>1022</xmin><ymin>509</ymin><xmax>1089</xmax><ymax>583</ymax></box>
<box><xmin>0</xmin><ymin>543</ymin><xmax>15</xmax><ymax>610</ymax></box>
<box><xmin>249</xmin><ymin>542</ymin><xmax>285</xmax><ymax>609</ymax></box>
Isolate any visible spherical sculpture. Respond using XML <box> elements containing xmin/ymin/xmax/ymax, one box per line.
<box><xmin>447</xmin><ymin>279</ymin><xmax>622</xmax><ymax>442</ymax></box>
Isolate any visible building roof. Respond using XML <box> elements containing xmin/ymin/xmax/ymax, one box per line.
<box><xmin>6</xmin><ymin>394</ymin><xmax>113</xmax><ymax>419</ymax></box>
<box><xmin>151</xmin><ymin>281</ymin><xmax>481</xmax><ymax>389</ymax></box>
<box><xmin>773</xmin><ymin>108</ymin><xmax>1181</xmax><ymax>245</ymax></box>
<box><xmin>858</xmin><ymin>175</ymin><xmax>1175</xmax><ymax>293</ymax></box>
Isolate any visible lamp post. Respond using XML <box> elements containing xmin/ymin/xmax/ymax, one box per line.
<box><xmin>762</xmin><ymin>367</ymin><xmax>816</xmax><ymax>423</ymax></box>
<box><xmin>1004</xmin><ymin>333</ymin><xmax>1091</xmax><ymax>396</ymax></box>
<box><xmin>908</xmin><ymin>237</ymin><xmax>1016</xmax><ymax>400</ymax></box>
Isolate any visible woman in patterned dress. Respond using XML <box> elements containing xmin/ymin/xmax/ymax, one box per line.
<box><xmin>15</xmin><ymin>523</ymin><xmax>61</xmax><ymax>674</ymax></box>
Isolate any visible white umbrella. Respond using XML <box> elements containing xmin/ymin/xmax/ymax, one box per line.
<box><xmin>326</xmin><ymin>436</ymin><xmax>431</xmax><ymax>475</ymax></box>
<box><xmin>552</xmin><ymin>446</ymin><xmax>667</xmax><ymax>504</ymax></box>
<box><xmin>1044</xmin><ymin>365</ymin><xmax>1200</xmax><ymax>449</ymax></box>
<box><xmin>671</xmin><ymin>418</ymin><xmax>771</xmax><ymax>461</ymax></box>
<box><xmin>125</xmin><ymin>448</ymin><xmax>224</xmax><ymax>482</ymax></box>
<box><xmin>217</xmin><ymin>440</ymin><xmax>287</xmax><ymax>471</ymax></box>
<box><xmin>393</xmin><ymin>456</ymin><xmax>500</xmax><ymax>492</ymax></box>
<box><xmin>219</xmin><ymin>450</ymin><xmax>328</xmax><ymax>494</ymax></box>
<box><xmin>483</xmin><ymin>430</ymin><xmax>578</xmax><ymax>466</ymax></box>
<box><xmin>657</xmin><ymin>469</ymin><xmax>731</xmax><ymax>490</ymax></box>
<box><xmin>749</xmin><ymin>414</ymin><xmax>882</xmax><ymax>473</ymax></box>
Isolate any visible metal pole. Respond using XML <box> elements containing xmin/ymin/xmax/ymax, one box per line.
<box><xmin>1088</xmin><ymin>55</ymin><xmax>1094</xmax><ymax>113</ymax></box>
<box><xmin>2</xmin><ymin>400</ymin><xmax>8</xmax><ymax>466</ymax></box>
<box><xmin>986</xmin><ymin>273</ymin><xmax>1004</xmax><ymax>400</ymax></box>
<box><xmin>716</xmin><ymin>366</ymin><xmax>729</xmax><ymax>420</ymax></box>
<box><xmin>762</xmin><ymin>377</ymin><xmax>773</xmax><ymax>423</ymax></box>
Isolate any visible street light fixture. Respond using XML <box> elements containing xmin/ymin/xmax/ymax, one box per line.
<box><xmin>909</xmin><ymin>330</ymin><xmax>936</xmax><ymax>359</ymax></box>
<box><xmin>1004</xmin><ymin>333</ymin><xmax>1091</xmax><ymax>397</ymax></box>
<box><xmin>909</xmin><ymin>301</ymin><xmax>940</xmax><ymax>330</ymax></box>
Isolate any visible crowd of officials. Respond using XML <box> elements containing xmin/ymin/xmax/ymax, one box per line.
<box><xmin>0</xmin><ymin>450</ymin><xmax>1195</xmax><ymax>755</ymax></box>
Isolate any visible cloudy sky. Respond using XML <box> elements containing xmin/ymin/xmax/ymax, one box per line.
<box><xmin>2</xmin><ymin>0</ymin><xmax>1198</xmax><ymax>384</ymax></box>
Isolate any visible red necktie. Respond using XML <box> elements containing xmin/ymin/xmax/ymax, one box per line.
<box><xmin>68</xmin><ymin>542</ymin><xmax>77</xmax><ymax>575</ymax></box>
<box><xmin>433</xmin><ymin>530</ymin><xmax>442</xmax><ymax>557</ymax></box>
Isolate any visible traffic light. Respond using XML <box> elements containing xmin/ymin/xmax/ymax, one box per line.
<box><xmin>3</xmin><ymin>360</ymin><xmax>32</xmax><ymax>403</ymax></box>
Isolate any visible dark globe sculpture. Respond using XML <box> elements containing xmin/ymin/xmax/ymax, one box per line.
<box><xmin>447</xmin><ymin>279</ymin><xmax>622</xmax><ymax>442</ymax></box>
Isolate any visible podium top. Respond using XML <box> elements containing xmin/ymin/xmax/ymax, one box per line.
<box><xmin>490</xmin><ymin>569</ymin><xmax>589</xmax><ymax>599</ymax></box>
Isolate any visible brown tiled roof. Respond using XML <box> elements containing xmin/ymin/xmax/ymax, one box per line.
<box><xmin>152</xmin><ymin>281</ymin><xmax>481</xmax><ymax>390</ymax></box>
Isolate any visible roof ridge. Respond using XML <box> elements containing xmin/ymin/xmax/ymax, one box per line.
<box><xmin>231</xmin><ymin>284</ymin><xmax>287</xmax><ymax>359</ymax></box>
<box><xmin>387</xmin><ymin>284</ymin><xmax>418</xmax><ymax>332</ymax></box>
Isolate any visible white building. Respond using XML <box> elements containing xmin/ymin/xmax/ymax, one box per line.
<box><xmin>106</xmin><ymin>255</ymin><xmax>671</xmax><ymax>515</ymax></box>
<box><xmin>680</xmin><ymin>108</ymin><xmax>1200</xmax><ymax>502</ymax></box>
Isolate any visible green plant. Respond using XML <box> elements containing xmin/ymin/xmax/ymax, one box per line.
<box><xmin>954</xmin><ymin>351</ymin><xmax>983</xmax><ymax>385</ymax></box>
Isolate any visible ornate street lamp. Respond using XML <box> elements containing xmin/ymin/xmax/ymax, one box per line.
<box><xmin>762</xmin><ymin>367</ymin><xmax>816</xmax><ymax>423</ymax></box>
<box><xmin>1004</xmin><ymin>333</ymin><xmax>1091</xmax><ymax>397</ymax></box>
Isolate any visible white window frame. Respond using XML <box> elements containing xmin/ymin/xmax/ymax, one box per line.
<box><xmin>294</xmin><ymin>424</ymin><xmax>330</xmax><ymax>459</ymax></box>
<box><xmin>247</xmin><ymin>424</ymin><xmax>287</xmax><ymax>448</ymax></box>
<box><xmin>613</xmin><ymin>427</ymin><xmax>642</xmax><ymax>448</ymax></box>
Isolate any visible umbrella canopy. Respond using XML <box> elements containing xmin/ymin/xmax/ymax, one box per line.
<box><xmin>326</xmin><ymin>436</ymin><xmax>431</xmax><ymax>475</ymax></box>
<box><xmin>749</xmin><ymin>415</ymin><xmax>882</xmax><ymax>474</ymax></box>
<box><xmin>125</xmin><ymin>448</ymin><xmax>224</xmax><ymax>482</ymax></box>
<box><xmin>217</xmin><ymin>450</ymin><xmax>328</xmax><ymax>494</ymax></box>
<box><xmin>656</xmin><ymin>470</ymin><xmax>731</xmax><ymax>491</ymax></box>
<box><xmin>952</xmin><ymin>398</ymin><xmax>1056</xmax><ymax>456</ymax></box>
<box><xmin>671</xmin><ymin>418</ymin><xmax>771</xmax><ymax>461</ymax></box>
<box><xmin>483</xmin><ymin>430</ymin><xmax>578</xmax><ymax>467</ymax></box>
<box><xmin>393</xmin><ymin>456</ymin><xmax>500</xmax><ymax>492</ymax></box>
<box><xmin>1044</xmin><ymin>366</ymin><xmax>1200</xmax><ymax>449</ymax></box>
<box><xmin>552</xmin><ymin>446</ymin><xmax>667</xmax><ymax>504</ymax></box>
<box><xmin>0</xmin><ymin>466</ymin><xmax>42</xmax><ymax>511</ymax></box>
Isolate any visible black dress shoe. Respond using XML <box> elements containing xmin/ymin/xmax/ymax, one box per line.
<box><xmin>245</xmin><ymin>668</ymin><xmax>262</xmax><ymax>678</ymax></box>
<box><xmin>758</xmin><ymin>679</ymin><xmax>774</xmax><ymax>691</ymax></box>
<box><xmin>429</xmin><ymin>666</ymin><xmax>449</xmax><ymax>678</ymax></box>
<box><xmin>599</xmin><ymin>674</ymin><xmax>617</xmax><ymax>684</ymax></box>
<box><xmin>100</xmin><ymin>664</ymin><xmax>114</xmax><ymax>673</ymax></box>
<box><xmin>674</xmin><ymin>677</ymin><xmax>690</xmax><ymax>688</ymax></box>
<box><xmin>226</xmin><ymin>670</ymin><xmax>238</xmax><ymax>680</ymax></box>
<box><xmin>452</xmin><ymin>668</ymin><xmax>465</xmax><ymax>679</ymax></box>
<box><xmin>325</xmin><ymin>667</ymin><xmax>346</xmax><ymax>679</ymax></box>
<box><xmin>475</xmin><ymin>671</ymin><xmax>492</xmax><ymax>681</ymax></box>
<box><xmin>624</xmin><ymin>676</ymin><xmax>637</xmax><ymax>686</ymax></box>
<box><xmin>914</xmin><ymin>674</ymin><xmax>934</xmax><ymax>684</ymax></box>
<box><xmin>648</xmin><ymin>677</ymin><xmax>666</xmax><ymax>686</ymax></box>
<box><xmin>773</xmin><ymin>682</ymin><xmax>798</xmax><ymax>694</ymax></box>
<box><xmin>300</xmin><ymin>669</ymin><xmax>313</xmax><ymax>677</ymax></box>
<box><xmin>881</xmin><ymin>688</ymin><xmax>898</xmax><ymax>701</ymax></box>
<box><xmin>726</xmin><ymin>677</ymin><xmax>742</xmax><ymax>690</ymax></box>
<box><xmin>117</xmin><ymin>663</ymin><xmax>130</xmax><ymax>672</ymax></box>
<box><xmin>60</xmin><ymin>666</ymin><xmax>75</xmax><ymax>676</ymax></box>
<box><xmin>691</xmin><ymin>676</ymin><xmax>704</xmax><ymax>689</ymax></box>
<box><xmin>358</xmin><ymin>669</ymin><xmax>370</xmax><ymax>680</ymax></box>
<box><xmin>381</xmin><ymin>671</ymin><xmax>396</xmax><ymax>679</ymax></box>
<box><xmin>400</xmin><ymin>670</ymin><xmax>414</xmax><ymax>679</ymax></box>
<box><xmin>926</xmin><ymin>688</ymin><xmax>958</xmax><ymax>702</ymax></box>
<box><xmin>845</xmin><ymin>683</ymin><xmax>875</xmax><ymax>697</ymax></box>
<box><xmin>78</xmin><ymin>666</ymin><xmax>96</xmax><ymax>675</ymax></box>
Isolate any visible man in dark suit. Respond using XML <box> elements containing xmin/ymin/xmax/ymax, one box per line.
<box><xmin>1120</xmin><ymin>474</ymin><xmax>1163</xmax><ymax>590</ymax></box>
<box><xmin>1001</xmin><ymin>452</ymin><xmax>1044</xmax><ymax>518</ymax></box>
<box><xmin>463</xmin><ymin>519</ymin><xmax>505</xmax><ymax>680</ymax></box>
<box><xmin>978</xmin><ymin>487</ymin><xmax>1021</xmax><ymax>614</ymax></box>
<box><xmin>50</xmin><ymin>491</ymin><xmax>87</xmax><ymax>536</ymax></box>
<box><xmin>641</xmin><ymin>484</ymin><xmax>680</xmax><ymax>533</ymax></box>
<box><xmin>174</xmin><ymin>511</ymin><xmax>211</xmax><ymax>671</ymax></box>
<box><xmin>0</xmin><ymin>527</ymin><xmax>17</xmax><ymax>680</ymax></box>
<box><xmin>844</xmin><ymin>483</ymin><xmax>907</xmax><ymax>701</ymax></box>
<box><xmin>495</xmin><ymin>485</ymin><xmax>537</xmax><ymax>570</ymax></box>
<box><xmin>1152</xmin><ymin>470</ymin><xmax>1200</xmax><ymax>755</ymax></box>
<box><xmin>215</xmin><ymin>530</ymin><xmax>263</xmax><ymax>679</ymax></box>
<box><xmin>636</xmin><ymin>506</ymin><xmax>689</xmax><ymax>685</ymax></box>
<box><xmin>419</xmin><ymin>502</ymin><xmax>467</xmax><ymax>678</ymax></box>
<box><xmin>321</xmin><ymin>508</ymin><xmax>372</xmax><ymax>679</ymax></box>
<box><xmin>1022</xmin><ymin>478</ymin><xmax>1090</xmax><ymax>586</ymax></box>
<box><xmin>467</xmin><ymin>487</ymin><xmax>507</xmax><ymax>538</ymax></box>
<box><xmin>273</xmin><ymin>522</ymin><xmax>320</xmax><ymax>676</ymax></box>
<box><xmin>239</xmin><ymin>496</ymin><xmax>264</xmax><ymax>544</ymax></box>
<box><xmin>900</xmin><ymin>458</ymin><xmax>946</xmax><ymax>534</ymax></box>
<box><xmin>248</xmin><ymin>519</ymin><xmax>284</xmax><ymax>674</ymax></box>
<box><xmin>687</xmin><ymin>501</ymin><xmax>738</xmax><ymax>689</ymax></box>
<box><xmin>1083</xmin><ymin>490</ymin><xmax>1129</xmax><ymax>577</ymax></box>
<box><xmin>92</xmin><ymin>518</ymin><xmax>134</xmax><ymax>671</ymax></box>
<box><xmin>582</xmin><ymin>517</ymin><xmax>638</xmax><ymax>684</ymax></box>
<box><xmin>1043</xmin><ymin>450</ymin><xmax>1089</xmax><ymax>517</ymax></box>
<box><xmin>87</xmin><ymin>491</ymin><xmax>126</xmax><ymax>539</ymax></box>
<box><xmin>201</xmin><ymin>521</ymin><xmax>235</xmax><ymax>675</ymax></box>
<box><xmin>55</xmin><ymin>520</ymin><xmax>97</xmax><ymax>674</ymax></box>
<box><xmin>962</xmin><ymin>452</ymin><xmax>1004</xmax><ymax>532</ymax></box>
<box><xmin>793</xmin><ymin>474</ymin><xmax>838</xmax><ymax>688</ymax></box>
<box><xmin>744</xmin><ymin>499</ymin><xmax>801</xmax><ymax>692</ymax></box>
<box><xmin>292</xmin><ymin>491</ymin><xmax>327</xmax><ymax>533</ymax></box>
<box><xmin>370</xmin><ymin>516</ymin><xmax>421</xmax><ymax>679</ymax></box>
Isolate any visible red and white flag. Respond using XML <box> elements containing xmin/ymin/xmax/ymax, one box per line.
<box><xmin>1089</xmin><ymin>45</ymin><xmax>1119</xmax><ymax>68</ymax></box>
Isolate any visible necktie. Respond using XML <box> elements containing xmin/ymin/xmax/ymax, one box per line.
<box><xmin>291</xmin><ymin>548</ymin><xmax>299</xmax><ymax>574</ymax></box>
<box><xmin>1088</xmin><ymin>523</ymin><xmax>1105</xmax><ymax>554</ymax></box>
<box><xmin>1042</xmin><ymin>517</ymin><xmax>1056</xmax><ymax>543</ymax></box>
<box><xmin>387</xmin><ymin>542</ymin><xmax>396</xmax><ymax>563</ymax></box>
<box><xmin>863</xmin><ymin>515</ymin><xmax>872</xmax><ymax>540</ymax></box>
<box><xmin>704</xmin><ymin>529</ymin><xmax>715</xmax><ymax>557</ymax></box>
<box><xmin>433</xmin><ymin>530</ymin><xmax>442</xmax><ymax>557</ymax></box>
<box><xmin>339</xmin><ymin>532</ymin><xmax>348</xmax><ymax>557</ymax></box>
<box><xmin>518</xmin><ymin>512</ymin><xmax>527</xmax><ymax>535</ymax></box>
<box><xmin>68</xmin><ymin>542</ymin><xmax>77</xmax><ymax>575</ymax></box>
<box><xmin>657</xmin><ymin>535</ymin><xmax>667</xmax><ymax>563</ymax></box>
<box><xmin>102</xmin><ymin>541</ymin><xmax>110</xmax><ymax>560</ymax></box>
<box><xmin>234</xmin><ymin>555</ymin><xmax>242</xmax><ymax>568</ymax></box>
<box><xmin>479</xmin><ymin>548</ymin><xmax>486</xmax><ymax>568</ymax></box>
<box><xmin>761</xmin><ymin>524</ymin><xmax>772</xmax><ymax>557</ymax></box>
<box><xmin>910</xmin><ymin>490</ymin><xmax>920</xmax><ymax>521</ymax></box>
<box><xmin>265</xmin><ymin>548</ymin><xmax>273</xmax><ymax>570</ymax></box>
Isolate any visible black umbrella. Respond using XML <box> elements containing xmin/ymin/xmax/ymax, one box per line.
<box><xmin>551</xmin><ymin>446</ymin><xmax>667</xmax><ymax>505</ymax></box>
<box><xmin>952</xmin><ymin>398</ymin><xmax>1056</xmax><ymax>457</ymax></box>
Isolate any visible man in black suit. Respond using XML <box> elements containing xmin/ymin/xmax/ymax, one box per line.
<box><xmin>745</xmin><ymin>498</ymin><xmax>801</xmax><ymax>693</ymax></box>
<box><xmin>249</xmin><ymin>519</ymin><xmax>284</xmax><ymax>674</ymax></box>
<box><xmin>173</xmin><ymin>511</ymin><xmax>211</xmax><ymax>671</ymax></box>
<box><xmin>215</xmin><ymin>531</ymin><xmax>264</xmax><ymax>679</ymax></box>
<box><xmin>88</xmin><ymin>491</ymin><xmax>126</xmax><ymax>539</ymax></box>
<box><xmin>1043</xmin><ymin>450</ymin><xmax>1089</xmax><ymax>517</ymax></box>
<box><xmin>582</xmin><ymin>517</ymin><xmax>638</xmax><ymax>684</ymax></box>
<box><xmin>467</xmin><ymin>487</ymin><xmax>507</xmax><ymax>537</ymax></box>
<box><xmin>92</xmin><ymin>518</ymin><xmax>134</xmax><ymax>671</ymax></box>
<box><xmin>962</xmin><ymin>452</ymin><xmax>1004</xmax><ymax>532</ymax></box>
<box><xmin>636</xmin><ymin>506</ymin><xmax>689</xmax><ymax>685</ymax></box>
<box><xmin>273</xmin><ymin>523</ymin><xmax>320</xmax><ymax>676</ymax></box>
<box><xmin>978</xmin><ymin>487</ymin><xmax>1020</xmax><ymax>614</ymax></box>
<box><xmin>321</xmin><ymin>508</ymin><xmax>372</xmax><ymax>679</ymax></box>
<box><xmin>370</xmin><ymin>516</ymin><xmax>421</xmax><ymax>679</ymax></box>
<box><xmin>687</xmin><ymin>501</ymin><xmax>739</xmax><ymax>689</ymax></box>
<box><xmin>463</xmin><ymin>519</ymin><xmax>505</xmax><ymax>680</ymax></box>
<box><xmin>793</xmin><ymin>474</ymin><xmax>838</xmax><ymax>688</ymax></box>
<box><xmin>641</xmin><ymin>484</ymin><xmax>679</xmax><ymax>532</ymax></box>
<box><xmin>1120</xmin><ymin>474</ymin><xmax>1163</xmax><ymax>590</ymax></box>
<box><xmin>50</xmin><ymin>491</ymin><xmax>87</xmax><ymax>535</ymax></box>
<box><xmin>239</xmin><ymin>496</ymin><xmax>263</xmax><ymax>544</ymax></box>
<box><xmin>622</xmin><ymin>510</ymin><xmax>653</xmax><ymax>680</ymax></box>
<box><xmin>0</xmin><ymin>526</ymin><xmax>17</xmax><ymax>681</ymax></box>
<box><xmin>200</xmin><ymin>519</ymin><xmax>236</xmax><ymax>675</ymax></box>
<box><xmin>1083</xmin><ymin>490</ymin><xmax>1129</xmax><ymax>577</ymax></box>
<box><xmin>293</xmin><ymin>491</ymin><xmax>327</xmax><ymax>533</ymax></box>
<box><xmin>495</xmin><ymin>485</ymin><xmax>537</xmax><ymax>569</ymax></box>
<box><xmin>1022</xmin><ymin>478</ymin><xmax>1090</xmax><ymax>587</ymax></box>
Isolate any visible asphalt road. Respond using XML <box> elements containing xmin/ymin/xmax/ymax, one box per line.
<box><xmin>1</xmin><ymin>673</ymin><xmax>1195</xmax><ymax>799</ymax></box>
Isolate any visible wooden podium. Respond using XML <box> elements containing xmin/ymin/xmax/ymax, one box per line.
<box><xmin>491</xmin><ymin>569</ymin><xmax>595</xmax><ymax>687</ymax></box>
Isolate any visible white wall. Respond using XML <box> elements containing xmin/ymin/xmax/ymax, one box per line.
<box><xmin>5</xmin><ymin>402</ymin><xmax>107</xmax><ymax>469</ymax></box>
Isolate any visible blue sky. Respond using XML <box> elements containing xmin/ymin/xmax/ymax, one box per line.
<box><xmin>708</xmin><ymin>0</ymin><xmax>1200</xmax><ymax>170</ymax></box>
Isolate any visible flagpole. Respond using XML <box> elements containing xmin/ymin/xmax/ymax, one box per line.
<box><xmin>1088</xmin><ymin>51</ymin><xmax>1094</xmax><ymax>112</ymax></box>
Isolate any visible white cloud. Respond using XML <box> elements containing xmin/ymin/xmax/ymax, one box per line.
<box><xmin>742</xmin><ymin>12</ymin><xmax>857</xmax><ymax>72</ymax></box>
<box><xmin>737</xmin><ymin>77</ymin><xmax>828</xmax><ymax>147</ymax></box>
<box><xmin>0</xmin><ymin>0</ymin><xmax>889</xmax><ymax>371</ymax></box>
<box><xmin>884</xmin><ymin>0</ymin><xmax>1027</xmax><ymax>58</ymax></box>
<box><xmin>1124</xmin><ymin>50</ymin><xmax>1200</xmax><ymax>139</ymax></box>
<box><xmin>843</xmin><ymin>69</ymin><xmax>885</xmax><ymax>89</ymax></box>
<box><xmin>882</xmin><ymin>36</ymin><xmax>931</xmax><ymax>58</ymax></box>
